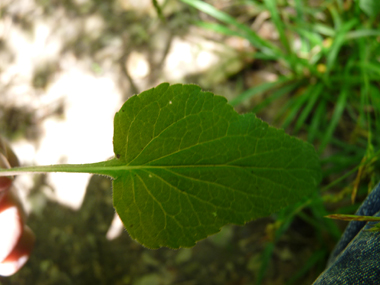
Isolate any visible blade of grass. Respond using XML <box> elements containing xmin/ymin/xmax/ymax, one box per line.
<box><xmin>359</xmin><ymin>38</ymin><xmax>372</xmax><ymax>124</ymax></box>
<box><xmin>318</xmin><ymin>85</ymin><xmax>348</xmax><ymax>153</ymax></box>
<box><xmin>256</xmin><ymin>197</ymin><xmax>314</xmax><ymax>284</ymax></box>
<box><xmin>264</xmin><ymin>0</ymin><xmax>311</xmax><ymax>74</ymax></box>
<box><xmin>307</xmin><ymin>100</ymin><xmax>326</xmax><ymax>142</ymax></box>
<box><xmin>195</xmin><ymin>21</ymin><xmax>246</xmax><ymax>38</ymax></box>
<box><xmin>328</xmin><ymin>5</ymin><xmax>342</xmax><ymax>30</ymax></box>
<box><xmin>321</xmin><ymin>149</ymin><xmax>380</xmax><ymax>192</ymax></box>
<box><xmin>251</xmin><ymin>81</ymin><xmax>301</xmax><ymax>113</ymax></box>
<box><xmin>229</xmin><ymin>76</ymin><xmax>292</xmax><ymax>106</ymax></box>
<box><xmin>352</xmin><ymin>36</ymin><xmax>375</xmax><ymax>203</ymax></box>
<box><xmin>325</xmin><ymin>19</ymin><xmax>358</xmax><ymax>76</ymax></box>
<box><xmin>291</xmin><ymin>27</ymin><xmax>323</xmax><ymax>48</ymax></box>
<box><xmin>256</xmin><ymin>242</ymin><xmax>275</xmax><ymax>285</ymax></box>
<box><xmin>313</xmin><ymin>23</ymin><xmax>335</xmax><ymax>37</ymax></box>
<box><xmin>296</xmin><ymin>195</ymin><xmax>341</xmax><ymax>244</ymax></box>
<box><xmin>293</xmin><ymin>0</ymin><xmax>304</xmax><ymax>21</ymax></box>
<box><xmin>292</xmin><ymin>0</ymin><xmax>315</xmax><ymax>60</ymax></box>
<box><xmin>294</xmin><ymin>83</ymin><xmax>324</xmax><ymax>133</ymax></box>
<box><xmin>368</xmin><ymin>85</ymin><xmax>380</xmax><ymax>136</ymax></box>
<box><xmin>280</xmin><ymin>90</ymin><xmax>310</xmax><ymax>129</ymax></box>
<box><xmin>319</xmin><ymin>58</ymin><xmax>354</xmax><ymax>153</ymax></box>
<box><xmin>180</xmin><ymin>0</ymin><xmax>283</xmax><ymax>58</ymax></box>
<box><xmin>335</xmin><ymin>203</ymin><xmax>362</xmax><ymax>214</ymax></box>
<box><xmin>322</xmin><ymin>152</ymin><xmax>364</xmax><ymax>173</ymax></box>
<box><xmin>297</xmin><ymin>211</ymin><xmax>326</xmax><ymax>231</ymax></box>
<box><xmin>328</xmin><ymin>134</ymin><xmax>366</xmax><ymax>152</ymax></box>
<box><xmin>152</xmin><ymin>0</ymin><xmax>165</xmax><ymax>22</ymax></box>
<box><xmin>359</xmin><ymin>0</ymin><xmax>380</xmax><ymax>17</ymax></box>
<box><xmin>256</xmin><ymin>202</ymin><xmax>306</xmax><ymax>285</ymax></box>
<box><xmin>309</xmin><ymin>196</ymin><xmax>342</xmax><ymax>240</ymax></box>
<box><xmin>250</xmin><ymin>52</ymin><xmax>280</xmax><ymax>60</ymax></box>
<box><xmin>322</xmin><ymin>155</ymin><xmax>365</xmax><ymax>178</ymax></box>
<box><xmin>360</xmin><ymin>62</ymin><xmax>380</xmax><ymax>75</ymax></box>
<box><xmin>345</xmin><ymin>29</ymin><xmax>380</xmax><ymax>40</ymax></box>
<box><xmin>289</xmin><ymin>26</ymin><xmax>324</xmax><ymax>67</ymax></box>
<box><xmin>326</xmin><ymin>214</ymin><xmax>380</xmax><ymax>222</ymax></box>
<box><xmin>329</xmin><ymin>74</ymin><xmax>380</xmax><ymax>82</ymax></box>
<box><xmin>263</xmin><ymin>0</ymin><xmax>291</xmax><ymax>55</ymax></box>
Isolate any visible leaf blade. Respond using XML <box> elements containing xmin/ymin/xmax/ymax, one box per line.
<box><xmin>112</xmin><ymin>83</ymin><xmax>321</xmax><ymax>248</ymax></box>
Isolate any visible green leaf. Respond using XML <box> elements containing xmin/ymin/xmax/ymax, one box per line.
<box><xmin>359</xmin><ymin>0</ymin><xmax>380</xmax><ymax>17</ymax></box>
<box><xmin>112</xmin><ymin>83</ymin><xmax>321</xmax><ymax>248</ymax></box>
<box><xmin>0</xmin><ymin>83</ymin><xmax>321</xmax><ymax>249</ymax></box>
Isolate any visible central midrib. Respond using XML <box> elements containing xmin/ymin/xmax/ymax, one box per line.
<box><xmin>0</xmin><ymin>161</ymin><xmax>259</xmax><ymax>179</ymax></box>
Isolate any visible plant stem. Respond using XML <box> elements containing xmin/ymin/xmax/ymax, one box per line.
<box><xmin>0</xmin><ymin>159</ymin><xmax>122</xmax><ymax>179</ymax></box>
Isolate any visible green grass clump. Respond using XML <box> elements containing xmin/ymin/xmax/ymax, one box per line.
<box><xmin>179</xmin><ymin>0</ymin><xmax>380</xmax><ymax>283</ymax></box>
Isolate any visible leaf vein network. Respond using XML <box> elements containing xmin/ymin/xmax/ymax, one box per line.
<box><xmin>128</xmin><ymin>111</ymin><xmax>222</xmax><ymax>165</ymax></box>
<box><xmin>135</xmin><ymin>171</ymin><xmax>194</xmax><ymax>238</ymax></box>
<box><xmin>163</xmin><ymin>167</ymin><xmax>270</xmax><ymax>206</ymax></box>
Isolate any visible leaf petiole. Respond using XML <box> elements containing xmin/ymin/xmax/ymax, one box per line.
<box><xmin>0</xmin><ymin>158</ymin><xmax>123</xmax><ymax>179</ymax></box>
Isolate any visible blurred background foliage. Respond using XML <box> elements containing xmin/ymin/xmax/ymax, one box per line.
<box><xmin>1</xmin><ymin>0</ymin><xmax>380</xmax><ymax>284</ymax></box>
<box><xmin>181</xmin><ymin>0</ymin><xmax>380</xmax><ymax>284</ymax></box>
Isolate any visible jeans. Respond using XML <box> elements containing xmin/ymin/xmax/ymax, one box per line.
<box><xmin>313</xmin><ymin>183</ymin><xmax>380</xmax><ymax>284</ymax></box>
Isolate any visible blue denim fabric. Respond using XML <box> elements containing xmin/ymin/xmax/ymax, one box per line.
<box><xmin>313</xmin><ymin>183</ymin><xmax>380</xmax><ymax>284</ymax></box>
